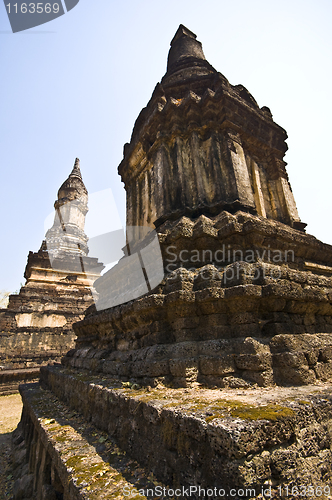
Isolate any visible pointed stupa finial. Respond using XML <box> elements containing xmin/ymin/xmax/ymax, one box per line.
<box><xmin>166</xmin><ymin>24</ymin><xmax>206</xmax><ymax>74</ymax></box>
<box><xmin>171</xmin><ymin>24</ymin><xmax>198</xmax><ymax>44</ymax></box>
<box><xmin>70</xmin><ymin>157</ymin><xmax>82</xmax><ymax>180</ymax></box>
<box><xmin>57</xmin><ymin>158</ymin><xmax>87</xmax><ymax>202</ymax></box>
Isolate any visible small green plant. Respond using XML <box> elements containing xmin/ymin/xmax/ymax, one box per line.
<box><xmin>121</xmin><ymin>381</ymin><xmax>141</xmax><ymax>390</ymax></box>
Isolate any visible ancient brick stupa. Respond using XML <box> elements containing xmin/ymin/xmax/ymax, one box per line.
<box><xmin>0</xmin><ymin>159</ymin><xmax>103</xmax><ymax>393</ymax></box>
<box><xmin>15</xmin><ymin>26</ymin><xmax>332</xmax><ymax>499</ymax></box>
<box><xmin>63</xmin><ymin>25</ymin><xmax>332</xmax><ymax>389</ymax></box>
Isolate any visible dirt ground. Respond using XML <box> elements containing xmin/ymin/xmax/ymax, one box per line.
<box><xmin>0</xmin><ymin>393</ymin><xmax>23</xmax><ymax>500</ymax></box>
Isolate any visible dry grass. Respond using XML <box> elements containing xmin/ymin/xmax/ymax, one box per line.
<box><xmin>0</xmin><ymin>394</ymin><xmax>23</xmax><ymax>500</ymax></box>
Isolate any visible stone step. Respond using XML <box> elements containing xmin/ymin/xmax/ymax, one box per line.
<box><xmin>18</xmin><ymin>382</ymin><xmax>175</xmax><ymax>500</ymax></box>
<box><xmin>37</xmin><ymin>364</ymin><xmax>332</xmax><ymax>500</ymax></box>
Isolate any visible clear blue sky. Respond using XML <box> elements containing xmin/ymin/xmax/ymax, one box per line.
<box><xmin>1</xmin><ymin>0</ymin><xmax>331</xmax><ymax>293</ymax></box>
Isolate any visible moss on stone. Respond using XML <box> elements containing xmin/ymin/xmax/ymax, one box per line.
<box><xmin>204</xmin><ymin>400</ymin><xmax>294</xmax><ymax>422</ymax></box>
<box><xmin>65</xmin><ymin>455</ymin><xmax>86</xmax><ymax>468</ymax></box>
<box><xmin>54</xmin><ymin>435</ymin><xmax>68</xmax><ymax>442</ymax></box>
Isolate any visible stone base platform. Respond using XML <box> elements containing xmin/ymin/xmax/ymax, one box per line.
<box><xmin>69</xmin><ymin>211</ymin><xmax>332</xmax><ymax>390</ymax></box>
<box><xmin>14</xmin><ymin>364</ymin><xmax>332</xmax><ymax>499</ymax></box>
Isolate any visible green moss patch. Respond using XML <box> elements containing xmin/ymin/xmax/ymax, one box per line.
<box><xmin>204</xmin><ymin>400</ymin><xmax>294</xmax><ymax>422</ymax></box>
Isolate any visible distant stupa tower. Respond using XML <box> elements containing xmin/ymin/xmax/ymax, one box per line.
<box><xmin>0</xmin><ymin>159</ymin><xmax>104</xmax><ymax>394</ymax></box>
<box><xmin>45</xmin><ymin>158</ymin><xmax>89</xmax><ymax>256</ymax></box>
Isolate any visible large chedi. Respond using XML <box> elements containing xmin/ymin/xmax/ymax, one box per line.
<box><xmin>0</xmin><ymin>159</ymin><xmax>103</xmax><ymax>393</ymax></box>
<box><xmin>64</xmin><ymin>25</ymin><xmax>332</xmax><ymax>389</ymax></box>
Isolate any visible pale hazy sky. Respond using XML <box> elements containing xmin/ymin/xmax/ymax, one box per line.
<box><xmin>1</xmin><ymin>0</ymin><xmax>331</xmax><ymax>292</ymax></box>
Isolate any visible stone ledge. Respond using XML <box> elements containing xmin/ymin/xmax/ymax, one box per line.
<box><xmin>37</xmin><ymin>364</ymin><xmax>332</xmax><ymax>498</ymax></box>
<box><xmin>63</xmin><ymin>334</ymin><xmax>332</xmax><ymax>388</ymax></box>
<box><xmin>18</xmin><ymin>382</ymin><xmax>166</xmax><ymax>500</ymax></box>
<box><xmin>0</xmin><ymin>368</ymin><xmax>40</xmax><ymax>395</ymax></box>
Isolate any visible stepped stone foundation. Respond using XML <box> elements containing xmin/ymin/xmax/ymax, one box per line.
<box><xmin>12</xmin><ymin>25</ymin><xmax>332</xmax><ymax>498</ymax></box>
<box><xmin>68</xmin><ymin>210</ymin><xmax>332</xmax><ymax>390</ymax></box>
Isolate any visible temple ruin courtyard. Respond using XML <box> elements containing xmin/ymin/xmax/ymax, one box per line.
<box><xmin>2</xmin><ymin>24</ymin><xmax>332</xmax><ymax>499</ymax></box>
